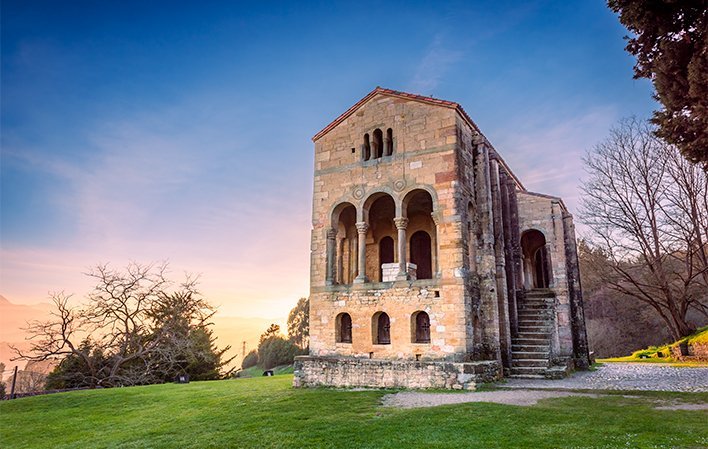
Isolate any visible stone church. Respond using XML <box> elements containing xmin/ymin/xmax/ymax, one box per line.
<box><xmin>293</xmin><ymin>87</ymin><xmax>590</xmax><ymax>390</ymax></box>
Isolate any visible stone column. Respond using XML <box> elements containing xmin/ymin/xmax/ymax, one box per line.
<box><xmin>394</xmin><ymin>217</ymin><xmax>409</xmax><ymax>280</ymax></box>
<box><xmin>354</xmin><ymin>222</ymin><xmax>369</xmax><ymax>283</ymax></box>
<box><xmin>325</xmin><ymin>228</ymin><xmax>337</xmax><ymax>285</ymax></box>
<box><xmin>337</xmin><ymin>238</ymin><xmax>344</xmax><ymax>284</ymax></box>
<box><xmin>431</xmin><ymin>212</ymin><xmax>442</xmax><ymax>278</ymax></box>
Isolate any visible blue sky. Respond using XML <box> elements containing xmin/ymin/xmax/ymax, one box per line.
<box><xmin>1</xmin><ymin>0</ymin><xmax>654</xmax><ymax>318</ymax></box>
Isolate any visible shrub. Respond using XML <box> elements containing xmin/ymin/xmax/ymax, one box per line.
<box><xmin>242</xmin><ymin>350</ymin><xmax>258</xmax><ymax>369</ymax></box>
<box><xmin>258</xmin><ymin>337</ymin><xmax>300</xmax><ymax>370</ymax></box>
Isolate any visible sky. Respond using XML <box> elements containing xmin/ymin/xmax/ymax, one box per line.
<box><xmin>1</xmin><ymin>0</ymin><xmax>656</xmax><ymax>320</ymax></box>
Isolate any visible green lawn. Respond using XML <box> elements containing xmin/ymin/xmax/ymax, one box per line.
<box><xmin>1</xmin><ymin>376</ymin><xmax>706</xmax><ymax>448</ymax></box>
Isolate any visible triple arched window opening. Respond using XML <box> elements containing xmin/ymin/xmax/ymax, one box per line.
<box><xmin>328</xmin><ymin>189</ymin><xmax>436</xmax><ymax>285</ymax></box>
<box><xmin>335</xmin><ymin>311</ymin><xmax>431</xmax><ymax>345</ymax></box>
<box><xmin>363</xmin><ymin>128</ymin><xmax>393</xmax><ymax>161</ymax></box>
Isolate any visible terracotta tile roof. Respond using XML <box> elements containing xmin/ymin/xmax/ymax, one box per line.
<box><xmin>312</xmin><ymin>87</ymin><xmax>482</xmax><ymax>142</ymax></box>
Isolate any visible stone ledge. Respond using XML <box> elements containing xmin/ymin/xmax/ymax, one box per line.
<box><xmin>293</xmin><ymin>356</ymin><xmax>501</xmax><ymax>390</ymax></box>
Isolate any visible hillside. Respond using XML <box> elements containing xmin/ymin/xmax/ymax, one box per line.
<box><xmin>600</xmin><ymin>326</ymin><xmax>708</xmax><ymax>365</ymax></box>
<box><xmin>1</xmin><ymin>376</ymin><xmax>706</xmax><ymax>448</ymax></box>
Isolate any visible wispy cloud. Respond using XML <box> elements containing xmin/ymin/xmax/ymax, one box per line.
<box><xmin>408</xmin><ymin>34</ymin><xmax>463</xmax><ymax>93</ymax></box>
<box><xmin>490</xmin><ymin>106</ymin><xmax>619</xmax><ymax>218</ymax></box>
<box><xmin>1</xmin><ymin>94</ymin><xmax>312</xmax><ymax>318</ymax></box>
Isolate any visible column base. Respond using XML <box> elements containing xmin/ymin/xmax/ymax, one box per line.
<box><xmin>353</xmin><ymin>276</ymin><xmax>368</xmax><ymax>284</ymax></box>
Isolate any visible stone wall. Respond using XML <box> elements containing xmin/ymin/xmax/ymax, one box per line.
<box><xmin>293</xmin><ymin>356</ymin><xmax>501</xmax><ymax>390</ymax></box>
<box><xmin>309</xmin><ymin>281</ymin><xmax>470</xmax><ymax>361</ymax></box>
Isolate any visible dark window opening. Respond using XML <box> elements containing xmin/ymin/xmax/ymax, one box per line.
<box><xmin>372</xmin><ymin>129</ymin><xmax>383</xmax><ymax>159</ymax></box>
<box><xmin>363</xmin><ymin>134</ymin><xmax>371</xmax><ymax>161</ymax></box>
<box><xmin>337</xmin><ymin>313</ymin><xmax>352</xmax><ymax>343</ymax></box>
<box><xmin>413</xmin><ymin>311</ymin><xmax>431</xmax><ymax>343</ymax></box>
<box><xmin>378</xmin><ymin>236</ymin><xmax>394</xmax><ymax>281</ymax></box>
<box><xmin>410</xmin><ymin>230</ymin><xmax>432</xmax><ymax>279</ymax></box>
<box><xmin>385</xmin><ymin>128</ymin><xmax>393</xmax><ymax>156</ymax></box>
<box><xmin>534</xmin><ymin>247</ymin><xmax>550</xmax><ymax>288</ymax></box>
<box><xmin>374</xmin><ymin>312</ymin><xmax>390</xmax><ymax>345</ymax></box>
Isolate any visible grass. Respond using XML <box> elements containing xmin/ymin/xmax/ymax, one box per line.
<box><xmin>1</xmin><ymin>376</ymin><xmax>707</xmax><ymax>448</ymax></box>
<box><xmin>598</xmin><ymin>325</ymin><xmax>708</xmax><ymax>366</ymax></box>
<box><xmin>236</xmin><ymin>364</ymin><xmax>294</xmax><ymax>378</ymax></box>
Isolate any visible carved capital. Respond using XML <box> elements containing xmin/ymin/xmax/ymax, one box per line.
<box><xmin>326</xmin><ymin>228</ymin><xmax>337</xmax><ymax>240</ymax></box>
<box><xmin>355</xmin><ymin>222</ymin><xmax>369</xmax><ymax>234</ymax></box>
<box><xmin>393</xmin><ymin>217</ymin><xmax>409</xmax><ymax>230</ymax></box>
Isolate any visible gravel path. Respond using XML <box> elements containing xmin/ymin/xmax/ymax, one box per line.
<box><xmin>382</xmin><ymin>390</ymin><xmax>600</xmax><ymax>408</ymax></box>
<box><xmin>382</xmin><ymin>363</ymin><xmax>708</xmax><ymax>409</ymax></box>
<box><xmin>502</xmin><ymin>363</ymin><xmax>708</xmax><ymax>393</ymax></box>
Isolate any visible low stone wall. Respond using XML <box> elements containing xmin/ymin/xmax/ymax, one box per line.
<box><xmin>293</xmin><ymin>356</ymin><xmax>501</xmax><ymax>390</ymax></box>
<box><xmin>671</xmin><ymin>342</ymin><xmax>708</xmax><ymax>362</ymax></box>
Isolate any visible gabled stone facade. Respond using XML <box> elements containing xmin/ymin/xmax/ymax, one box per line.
<box><xmin>293</xmin><ymin>88</ymin><xmax>590</xmax><ymax>390</ymax></box>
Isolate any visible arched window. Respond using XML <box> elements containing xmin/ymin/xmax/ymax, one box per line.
<box><xmin>363</xmin><ymin>134</ymin><xmax>371</xmax><ymax>161</ymax></box>
<box><xmin>378</xmin><ymin>236</ymin><xmax>394</xmax><ymax>281</ymax></box>
<box><xmin>410</xmin><ymin>230</ymin><xmax>432</xmax><ymax>279</ymax></box>
<box><xmin>372</xmin><ymin>129</ymin><xmax>383</xmax><ymax>159</ymax></box>
<box><xmin>372</xmin><ymin>312</ymin><xmax>391</xmax><ymax>345</ymax></box>
<box><xmin>336</xmin><ymin>313</ymin><xmax>352</xmax><ymax>343</ymax></box>
<box><xmin>385</xmin><ymin>128</ymin><xmax>393</xmax><ymax>156</ymax></box>
<box><xmin>411</xmin><ymin>311</ymin><xmax>430</xmax><ymax>343</ymax></box>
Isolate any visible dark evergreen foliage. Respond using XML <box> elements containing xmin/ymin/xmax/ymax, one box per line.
<box><xmin>608</xmin><ymin>0</ymin><xmax>708</xmax><ymax>165</ymax></box>
<box><xmin>241</xmin><ymin>350</ymin><xmax>259</xmax><ymax>369</ymax></box>
<box><xmin>287</xmin><ymin>297</ymin><xmax>309</xmax><ymax>349</ymax></box>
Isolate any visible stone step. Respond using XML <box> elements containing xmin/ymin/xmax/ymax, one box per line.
<box><xmin>518</xmin><ymin>317</ymin><xmax>551</xmax><ymax>326</ymax></box>
<box><xmin>510</xmin><ymin>366</ymin><xmax>548</xmax><ymax>376</ymax></box>
<box><xmin>518</xmin><ymin>304</ymin><xmax>553</xmax><ymax>310</ymax></box>
<box><xmin>518</xmin><ymin>325</ymin><xmax>551</xmax><ymax>333</ymax></box>
<box><xmin>518</xmin><ymin>331</ymin><xmax>551</xmax><ymax>338</ymax></box>
<box><xmin>517</xmin><ymin>313</ymin><xmax>551</xmax><ymax>318</ymax></box>
<box><xmin>524</xmin><ymin>289</ymin><xmax>556</xmax><ymax>298</ymax></box>
<box><xmin>511</xmin><ymin>350</ymin><xmax>550</xmax><ymax>357</ymax></box>
<box><xmin>512</xmin><ymin>344</ymin><xmax>550</xmax><ymax>352</ymax></box>
<box><xmin>512</xmin><ymin>359</ymin><xmax>549</xmax><ymax>368</ymax></box>
<box><xmin>508</xmin><ymin>373</ymin><xmax>546</xmax><ymax>379</ymax></box>
<box><xmin>513</xmin><ymin>337</ymin><xmax>551</xmax><ymax>345</ymax></box>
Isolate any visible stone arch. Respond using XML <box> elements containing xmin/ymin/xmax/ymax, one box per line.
<box><xmin>335</xmin><ymin>312</ymin><xmax>352</xmax><ymax>343</ymax></box>
<box><xmin>372</xmin><ymin>311</ymin><xmax>391</xmax><ymax>345</ymax></box>
<box><xmin>329</xmin><ymin>202</ymin><xmax>357</xmax><ymax>284</ymax></box>
<box><xmin>400</xmin><ymin>185</ymin><xmax>438</xmax><ymax>218</ymax></box>
<box><xmin>411</xmin><ymin>310</ymin><xmax>431</xmax><ymax>343</ymax></box>
<box><xmin>520</xmin><ymin>229</ymin><xmax>552</xmax><ymax>289</ymax></box>
<box><xmin>402</xmin><ymin>189</ymin><xmax>437</xmax><ymax>279</ymax></box>
<box><xmin>362</xmin><ymin>193</ymin><xmax>396</xmax><ymax>281</ymax></box>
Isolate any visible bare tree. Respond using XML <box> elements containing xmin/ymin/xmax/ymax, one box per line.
<box><xmin>12</xmin><ymin>262</ymin><xmax>232</xmax><ymax>388</ymax></box>
<box><xmin>581</xmin><ymin>118</ymin><xmax>707</xmax><ymax>340</ymax></box>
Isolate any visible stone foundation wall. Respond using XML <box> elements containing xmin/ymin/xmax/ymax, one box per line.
<box><xmin>293</xmin><ymin>356</ymin><xmax>501</xmax><ymax>390</ymax></box>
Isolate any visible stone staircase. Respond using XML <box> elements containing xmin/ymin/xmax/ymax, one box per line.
<box><xmin>510</xmin><ymin>289</ymin><xmax>555</xmax><ymax>378</ymax></box>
